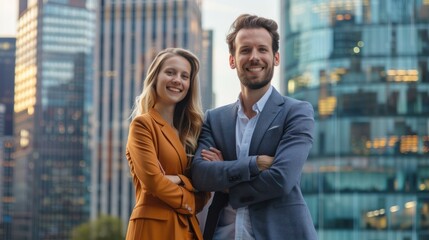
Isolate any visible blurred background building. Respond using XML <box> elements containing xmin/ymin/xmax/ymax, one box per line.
<box><xmin>89</xmin><ymin>0</ymin><xmax>212</xmax><ymax>229</ymax></box>
<box><xmin>201</xmin><ymin>29</ymin><xmax>214</xmax><ymax>111</ymax></box>
<box><xmin>12</xmin><ymin>0</ymin><xmax>95</xmax><ymax>239</ymax></box>
<box><xmin>0</xmin><ymin>37</ymin><xmax>16</xmax><ymax>240</ymax></box>
<box><xmin>0</xmin><ymin>38</ymin><xmax>15</xmax><ymax>137</ymax></box>
<box><xmin>281</xmin><ymin>0</ymin><xmax>429</xmax><ymax>239</ymax></box>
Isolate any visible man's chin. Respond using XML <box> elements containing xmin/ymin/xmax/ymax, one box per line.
<box><xmin>244</xmin><ymin>79</ymin><xmax>271</xmax><ymax>90</ymax></box>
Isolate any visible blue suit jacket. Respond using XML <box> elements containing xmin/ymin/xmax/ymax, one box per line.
<box><xmin>191</xmin><ymin>88</ymin><xmax>318</xmax><ymax>240</ymax></box>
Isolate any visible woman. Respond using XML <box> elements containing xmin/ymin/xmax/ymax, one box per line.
<box><xmin>126</xmin><ymin>48</ymin><xmax>210</xmax><ymax>240</ymax></box>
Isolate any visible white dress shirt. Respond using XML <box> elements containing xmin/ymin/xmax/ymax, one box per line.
<box><xmin>213</xmin><ymin>86</ymin><xmax>273</xmax><ymax>240</ymax></box>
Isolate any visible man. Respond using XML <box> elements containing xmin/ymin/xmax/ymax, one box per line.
<box><xmin>191</xmin><ymin>14</ymin><xmax>317</xmax><ymax>240</ymax></box>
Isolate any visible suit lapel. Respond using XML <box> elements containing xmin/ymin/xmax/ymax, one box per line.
<box><xmin>220</xmin><ymin>103</ymin><xmax>239</xmax><ymax>160</ymax></box>
<box><xmin>250</xmin><ymin>89</ymin><xmax>284</xmax><ymax>153</ymax></box>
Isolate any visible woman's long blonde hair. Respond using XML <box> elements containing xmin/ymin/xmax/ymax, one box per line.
<box><xmin>130</xmin><ymin>48</ymin><xmax>203</xmax><ymax>154</ymax></box>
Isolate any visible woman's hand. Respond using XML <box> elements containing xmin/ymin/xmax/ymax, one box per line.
<box><xmin>165</xmin><ymin>175</ymin><xmax>182</xmax><ymax>184</ymax></box>
<box><xmin>201</xmin><ymin>147</ymin><xmax>223</xmax><ymax>161</ymax></box>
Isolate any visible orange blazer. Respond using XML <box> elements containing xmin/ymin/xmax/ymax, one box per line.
<box><xmin>125</xmin><ymin>108</ymin><xmax>209</xmax><ymax>240</ymax></box>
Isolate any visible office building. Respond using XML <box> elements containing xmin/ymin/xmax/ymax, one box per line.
<box><xmin>0</xmin><ymin>133</ymin><xmax>14</xmax><ymax>240</ymax></box>
<box><xmin>13</xmin><ymin>0</ymin><xmax>94</xmax><ymax>239</ymax></box>
<box><xmin>91</xmin><ymin>0</ymin><xmax>206</xmax><ymax>228</ymax></box>
<box><xmin>281</xmin><ymin>0</ymin><xmax>429</xmax><ymax>239</ymax></box>
<box><xmin>0</xmin><ymin>37</ymin><xmax>15</xmax><ymax>240</ymax></box>
<box><xmin>0</xmin><ymin>38</ymin><xmax>16</xmax><ymax>136</ymax></box>
<box><xmin>201</xmin><ymin>29</ymin><xmax>214</xmax><ymax>110</ymax></box>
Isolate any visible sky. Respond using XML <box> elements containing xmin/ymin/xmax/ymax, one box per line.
<box><xmin>0</xmin><ymin>0</ymin><xmax>280</xmax><ymax>107</ymax></box>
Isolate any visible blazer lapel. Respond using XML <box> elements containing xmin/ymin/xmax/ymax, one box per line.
<box><xmin>250</xmin><ymin>89</ymin><xmax>284</xmax><ymax>152</ymax></box>
<box><xmin>149</xmin><ymin>109</ymin><xmax>188</xmax><ymax>172</ymax></box>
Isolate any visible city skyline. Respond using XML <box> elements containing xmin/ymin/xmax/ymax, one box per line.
<box><xmin>0</xmin><ymin>0</ymin><xmax>280</xmax><ymax>107</ymax></box>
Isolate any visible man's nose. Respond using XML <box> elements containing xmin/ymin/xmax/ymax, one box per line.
<box><xmin>250</xmin><ymin>49</ymin><xmax>260</xmax><ymax>62</ymax></box>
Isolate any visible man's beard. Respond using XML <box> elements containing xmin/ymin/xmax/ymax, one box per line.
<box><xmin>241</xmin><ymin>77</ymin><xmax>271</xmax><ymax>90</ymax></box>
<box><xmin>239</xmin><ymin>66</ymin><xmax>274</xmax><ymax>90</ymax></box>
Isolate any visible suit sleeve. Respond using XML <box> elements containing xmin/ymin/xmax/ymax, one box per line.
<box><xmin>228</xmin><ymin>101</ymin><xmax>315</xmax><ymax>208</ymax></box>
<box><xmin>191</xmin><ymin>110</ymin><xmax>260</xmax><ymax>192</ymax></box>
<box><xmin>127</xmin><ymin>118</ymin><xmax>195</xmax><ymax>215</ymax></box>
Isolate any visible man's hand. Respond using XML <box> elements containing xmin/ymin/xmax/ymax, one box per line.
<box><xmin>256</xmin><ymin>155</ymin><xmax>274</xmax><ymax>171</ymax></box>
<box><xmin>201</xmin><ymin>147</ymin><xmax>224</xmax><ymax>161</ymax></box>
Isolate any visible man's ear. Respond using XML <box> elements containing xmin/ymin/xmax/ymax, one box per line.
<box><xmin>274</xmin><ymin>52</ymin><xmax>280</xmax><ymax>66</ymax></box>
<box><xmin>229</xmin><ymin>55</ymin><xmax>236</xmax><ymax>69</ymax></box>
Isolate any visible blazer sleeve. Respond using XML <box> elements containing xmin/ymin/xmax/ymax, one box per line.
<box><xmin>127</xmin><ymin>117</ymin><xmax>196</xmax><ymax>215</ymax></box>
<box><xmin>177</xmin><ymin>174</ymin><xmax>211</xmax><ymax>213</ymax></box>
<box><xmin>191</xmin><ymin>109</ymin><xmax>260</xmax><ymax>192</ymax></box>
<box><xmin>228</xmin><ymin>101</ymin><xmax>315</xmax><ymax>208</ymax></box>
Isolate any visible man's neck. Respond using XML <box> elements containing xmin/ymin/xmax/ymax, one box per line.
<box><xmin>239</xmin><ymin>84</ymin><xmax>271</xmax><ymax>118</ymax></box>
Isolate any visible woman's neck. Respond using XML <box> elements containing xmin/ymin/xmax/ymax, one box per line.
<box><xmin>153</xmin><ymin>103</ymin><xmax>175</xmax><ymax>126</ymax></box>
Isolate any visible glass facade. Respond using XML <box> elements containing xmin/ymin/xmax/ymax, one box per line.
<box><xmin>0</xmin><ymin>137</ymin><xmax>14</xmax><ymax>240</ymax></box>
<box><xmin>281</xmin><ymin>0</ymin><xmax>429</xmax><ymax>239</ymax></box>
<box><xmin>0</xmin><ymin>37</ymin><xmax>16</xmax><ymax>240</ymax></box>
<box><xmin>201</xmin><ymin>29</ymin><xmax>214</xmax><ymax>111</ymax></box>
<box><xmin>13</xmin><ymin>1</ymin><xmax>94</xmax><ymax>239</ymax></box>
<box><xmin>0</xmin><ymin>38</ymin><xmax>16</xmax><ymax>137</ymax></box>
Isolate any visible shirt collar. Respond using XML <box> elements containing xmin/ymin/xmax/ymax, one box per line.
<box><xmin>237</xmin><ymin>85</ymin><xmax>273</xmax><ymax>115</ymax></box>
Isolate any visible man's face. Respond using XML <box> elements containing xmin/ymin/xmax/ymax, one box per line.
<box><xmin>229</xmin><ymin>28</ymin><xmax>280</xmax><ymax>90</ymax></box>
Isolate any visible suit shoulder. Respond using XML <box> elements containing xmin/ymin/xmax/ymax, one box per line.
<box><xmin>206</xmin><ymin>102</ymin><xmax>236</xmax><ymax>115</ymax></box>
<box><xmin>283</xmin><ymin>96</ymin><xmax>312</xmax><ymax>108</ymax></box>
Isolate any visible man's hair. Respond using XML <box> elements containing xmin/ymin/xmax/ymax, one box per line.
<box><xmin>226</xmin><ymin>14</ymin><xmax>279</xmax><ymax>54</ymax></box>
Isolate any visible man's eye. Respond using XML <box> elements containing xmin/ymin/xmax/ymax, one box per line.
<box><xmin>240</xmin><ymin>49</ymin><xmax>249</xmax><ymax>54</ymax></box>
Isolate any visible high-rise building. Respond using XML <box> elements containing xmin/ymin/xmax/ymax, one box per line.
<box><xmin>281</xmin><ymin>0</ymin><xmax>429</xmax><ymax>239</ymax></box>
<box><xmin>0</xmin><ymin>133</ymin><xmax>14</xmax><ymax>240</ymax></box>
<box><xmin>201</xmin><ymin>29</ymin><xmax>214</xmax><ymax>110</ymax></box>
<box><xmin>0</xmin><ymin>37</ymin><xmax>16</xmax><ymax>240</ymax></box>
<box><xmin>0</xmin><ymin>38</ymin><xmax>16</xmax><ymax>136</ymax></box>
<box><xmin>91</xmin><ymin>0</ymin><xmax>206</xmax><ymax>228</ymax></box>
<box><xmin>13</xmin><ymin>0</ymin><xmax>95</xmax><ymax>239</ymax></box>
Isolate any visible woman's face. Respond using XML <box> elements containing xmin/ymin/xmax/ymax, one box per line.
<box><xmin>155</xmin><ymin>55</ymin><xmax>191</xmax><ymax>108</ymax></box>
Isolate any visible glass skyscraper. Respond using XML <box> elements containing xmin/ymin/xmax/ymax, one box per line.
<box><xmin>201</xmin><ymin>29</ymin><xmax>214</xmax><ymax>111</ymax></box>
<box><xmin>281</xmin><ymin>0</ymin><xmax>429</xmax><ymax>239</ymax></box>
<box><xmin>0</xmin><ymin>38</ymin><xmax>16</xmax><ymax>137</ymax></box>
<box><xmin>13</xmin><ymin>0</ymin><xmax>94</xmax><ymax>239</ymax></box>
<box><xmin>0</xmin><ymin>37</ymin><xmax>15</xmax><ymax>240</ymax></box>
<box><xmin>90</xmin><ymin>0</ymin><xmax>206</xmax><ymax>229</ymax></box>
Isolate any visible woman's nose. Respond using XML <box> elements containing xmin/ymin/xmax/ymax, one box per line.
<box><xmin>171</xmin><ymin>75</ymin><xmax>181</xmax><ymax>84</ymax></box>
